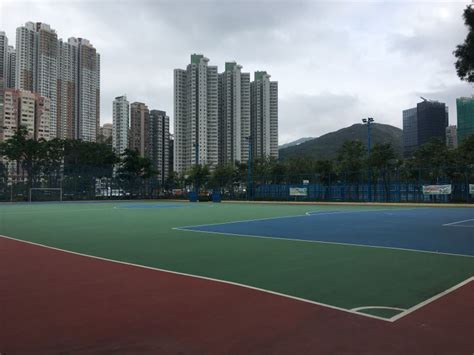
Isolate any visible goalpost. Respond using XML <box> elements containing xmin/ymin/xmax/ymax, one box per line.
<box><xmin>29</xmin><ymin>188</ymin><xmax>63</xmax><ymax>202</ymax></box>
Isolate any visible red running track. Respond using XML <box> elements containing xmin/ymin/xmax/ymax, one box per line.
<box><xmin>0</xmin><ymin>236</ymin><xmax>473</xmax><ymax>354</ymax></box>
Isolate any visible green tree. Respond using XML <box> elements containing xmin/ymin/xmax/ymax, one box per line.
<box><xmin>369</xmin><ymin>143</ymin><xmax>398</xmax><ymax>200</ymax></box>
<box><xmin>118</xmin><ymin>149</ymin><xmax>156</xmax><ymax>196</ymax></box>
<box><xmin>186</xmin><ymin>164</ymin><xmax>210</xmax><ymax>191</ymax></box>
<box><xmin>412</xmin><ymin>138</ymin><xmax>451</xmax><ymax>183</ymax></box>
<box><xmin>0</xmin><ymin>126</ymin><xmax>46</xmax><ymax>188</ymax></box>
<box><xmin>285</xmin><ymin>156</ymin><xmax>314</xmax><ymax>184</ymax></box>
<box><xmin>337</xmin><ymin>140</ymin><xmax>366</xmax><ymax>199</ymax></box>
<box><xmin>454</xmin><ymin>5</ymin><xmax>474</xmax><ymax>82</ymax></box>
<box><xmin>211</xmin><ymin>164</ymin><xmax>236</xmax><ymax>193</ymax></box>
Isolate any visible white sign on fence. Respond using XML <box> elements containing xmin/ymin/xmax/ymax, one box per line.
<box><xmin>470</xmin><ymin>184</ymin><xmax>474</xmax><ymax>195</ymax></box>
<box><xmin>289</xmin><ymin>187</ymin><xmax>308</xmax><ymax>196</ymax></box>
<box><xmin>302</xmin><ymin>180</ymin><xmax>310</xmax><ymax>185</ymax></box>
<box><xmin>422</xmin><ymin>184</ymin><xmax>452</xmax><ymax>195</ymax></box>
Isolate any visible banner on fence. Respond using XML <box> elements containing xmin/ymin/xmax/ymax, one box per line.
<box><xmin>289</xmin><ymin>187</ymin><xmax>308</xmax><ymax>196</ymax></box>
<box><xmin>470</xmin><ymin>184</ymin><xmax>474</xmax><ymax>194</ymax></box>
<box><xmin>422</xmin><ymin>184</ymin><xmax>452</xmax><ymax>195</ymax></box>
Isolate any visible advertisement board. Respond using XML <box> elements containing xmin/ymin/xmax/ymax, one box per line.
<box><xmin>422</xmin><ymin>185</ymin><xmax>452</xmax><ymax>195</ymax></box>
<box><xmin>289</xmin><ymin>187</ymin><xmax>308</xmax><ymax>196</ymax></box>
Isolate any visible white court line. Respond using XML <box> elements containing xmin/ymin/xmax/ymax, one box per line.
<box><xmin>176</xmin><ymin>208</ymin><xmax>417</xmax><ymax>229</ymax></box>
<box><xmin>351</xmin><ymin>306</ymin><xmax>406</xmax><ymax>312</ymax></box>
<box><xmin>1</xmin><ymin>234</ymin><xmax>472</xmax><ymax>324</ymax></box>
<box><xmin>0</xmin><ymin>207</ymin><xmax>114</xmax><ymax>215</ymax></box>
<box><xmin>390</xmin><ymin>276</ymin><xmax>474</xmax><ymax>321</ymax></box>
<box><xmin>442</xmin><ymin>218</ymin><xmax>474</xmax><ymax>227</ymax></box>
<box><xmin>173</xmin><ymin>226</ymin><xmax>474</xmax><ymax>259</ymax></box>
<box><xmin>0</xmin><ymin>234</ymin><xmax>390</xmax><ymax>323</ymax></box>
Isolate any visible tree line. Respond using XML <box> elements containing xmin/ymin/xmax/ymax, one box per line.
<box><xmin>1</xmin><ymin>125</ymin><xmax>473</xmax><ymax>200</ymax></box>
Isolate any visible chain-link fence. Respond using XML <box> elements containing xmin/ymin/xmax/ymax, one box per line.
<box><xmin>1</xmin><ymin>165</ymin><xmax>473</xmax><ymax>203</ymax></box>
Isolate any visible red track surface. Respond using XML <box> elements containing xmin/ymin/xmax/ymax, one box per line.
<box><xmin>1</xmin><ymin>237</ymin><xmax>473</xmax><ymax>355</ymax></box>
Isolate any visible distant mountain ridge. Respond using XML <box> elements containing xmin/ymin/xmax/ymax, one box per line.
<box><xmin>279</xmin><ymin>123</ymin><xmax>402</xmax><ymax>161</ymax></box>
<box><xmin>279</xmin><ymin>137</ymin><xmax>315</xmax><ymax>149</ymax></box>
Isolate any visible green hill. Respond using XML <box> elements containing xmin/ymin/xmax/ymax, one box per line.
<box><xmin>279</xmin><ymin>123</ymin><xmax>402</xmax><ymax>161</ymax></box>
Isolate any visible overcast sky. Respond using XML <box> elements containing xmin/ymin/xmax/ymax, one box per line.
<box><xmin>1</xmin><ymin>0</ymin><xmax>473</xmax><ymax>144</ymax></box>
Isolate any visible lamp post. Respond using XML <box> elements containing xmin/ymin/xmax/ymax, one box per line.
<box><xmin>362</xmin><ymin>117</ymin><xmax>375</xmax><ymax>201</ymax></box>
<box><xmin>193</xmin><ymin>142</ymin><xmax>199</xmax><ymax>196</ymax></box>
<box><xmin>244</xmin><ymin>135</ymin><xmax>253</xmax><ymax>200</ymax></box>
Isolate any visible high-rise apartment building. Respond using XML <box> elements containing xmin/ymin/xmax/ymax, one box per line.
<box><xmin>402</xmin><ymin>98</ymin><xmax>448</xmax><ymax>156</ymax></box>
<box><xmin>0</xmin><ymin>89</ymin><xmax>18</xmax><ymax>141</ymax></box>
<box><xmin>149</xmin><ymin>110</ymin><xmax>170</xmax><ymax>185</ymax></box>
<box><xmin>112</xmin><ymin>95</ymin><xmax>129</xmax><ymax>156</ymax></box>
<box><xmin>446</xmin><ymin>125</ymin><xmax>458</xmax><ymax>149</ymax></box>
<box><xmin>16</xmin><ymin>22</ymin><xmax>59</xmax><ymax>135</ymax></box>
<box><xmin>130</xmin><ymin>102</ymin><xmax>149</xmax><ymax>156</ymax></box>
<box><xmin>174</xmin><ymin>54</ymin><xmax>218</xmax><ymax>173</ymax></box>
<box><xmin>456</xmin><ymin>96</ymin><xmax>474</xmax><ymax>145</ymax></box>
<box><xmin>6</xmin><ymin>46</ymin><xmax>16</xmax><ymax>89</ymax></box>
<box><xmin>57</xmin><ymin>38</ymin><xmax>77</xmax><ymax>139</ymax></box>
<box><xmin>402</xmin><ymin>107</ymin><xmax>418</xmax><ymax>157</ymax></box>
<box><xmin>0</xmin><ymin>32</ymin><xmax>7</xmax><ymax>84</ymax></box>
<box><xmin>250</xmin><ymin>71</ymin><xmax>278</xmax><ymax>159</ymax></box>
<box><xmin>218</xmin><ymin>62</ymin><xmax>250</xmax><ymax>165</ymax></box>
<box><xmin>15</xmin><ymin>22</ymin><xmax>100</xmax><ymax>140</ymax></box>
<box><xmin>416</xmin><ymin>99</ymin><xmax>448</xmax><ymax>146</ymax></box>
<box><xmin>0</xmin><ymin>88</ymin><xmax>51</xmax><ymax>141</ymax></box>
<box><xmin>75</xmin><ymin>38</ymin><xmax>100</xmax><ymax>142</ymax></box>
<box><xmin>98</xmin><ymin>123</ymin><xmax>112</xmax><ymax>145</ymax></box>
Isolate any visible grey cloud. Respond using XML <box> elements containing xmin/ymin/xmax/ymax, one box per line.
<box><xmin>279</xmin><ymin>93</ymin><xmax>361</xmax><ymax>144</ymax></box>
<box><xmin>2</xmin><ymin>0</ymin><xmax>474</xmax><ymax>143</ymax></box>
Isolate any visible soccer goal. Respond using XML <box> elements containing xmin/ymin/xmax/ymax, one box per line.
<box><xmin>29</xmin><ymin>188</ymin><xmax>63</xmax><ymax>202</ymax></box>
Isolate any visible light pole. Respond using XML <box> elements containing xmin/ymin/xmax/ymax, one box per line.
<box><xmin>193</xmin><ymin>142</ymin><xmax>199</xmax><ymax>196</ymax></box>
<box><xmin>244</xmin><ymin>135</ymin><xmax>253</xmax><ymax>200</ymax></box>
<box><xmin>362</xmin><ymin>117</ymin><xmax>375</xmax><ymax>201</ymax></box>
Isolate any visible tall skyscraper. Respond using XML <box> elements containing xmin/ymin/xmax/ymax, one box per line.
<box><xmin>218</xmin><ymin>62</ymin><xmax>250</xmax><ymax>165</ymax></box>
<box><xmin>446</xmin><ymin>125</ymin><xmax>458</xmax><ymax>149</ymax></box>
<box><xmin>112</xmin><ymin>95</ymin><xmax>129</xmax><ymax>156</ymax></box>
<box><xmin>402</xmin><ymin>98</ymin><xmax>448</xmax><ymax>156</ymax></box>
<box><xmin>16</xmin><ymin>22</ymin><xmax>59</xmax><ymax>135</ymax></box>
<box><xmin>402</xmin><ymin>107</ymin><xmax>418</xmax><ymax>157</ymax></box>
<box><xmin>174</xmin><ymin>54</ymin><xmax>218</xmax><ymax>173</ymax></box>
<box><xmin>130</xmin><ymin>102</ymin><xmax>149</xmax><ymax>156</ymax></box>
<box><xmin>416</xmin><ymin>98</ymin><xmax>448</xmax><ymax>146</ymax></box>
<box><xmin>15</xmin><ymin>22</ymin><xmax>100</xmax><ymax>140</ymax></box>
<box><xmin>456</xmin><ymin>96</ymin><xmax>474</xmax><ymax>145</ymax></box>
<box><xmin>250</xmin><ymin>71</ymin><xmax>278</xmax><ymax>160</ymax></box>
<box><xmin>6</xmin><ymin>46</ymin><xmax>16</xmax><ymax>89</ymax></box>
<box><xmin>57</xmin><ymin>38</ymin><xmax>78</xmax><ymax>139</ymax></box>
<box><xmin>0</xmin><ymin>32</ymin><xmax>7</xmax><ymax>84</ymax></box>
<box><xmin>74</xmin><ymin>38</ymin><xmax>100</xmax><ymax>142</ymax></box>
<box><xmin>149</xmin><ymin>110</ymin><xmax>170</xmax><ymax>185</ymax></box>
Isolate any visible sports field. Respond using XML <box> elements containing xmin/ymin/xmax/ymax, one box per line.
<box><xmin>1</xmin><ymin>200</ymin><xmax>473</xmax><ymax>354</ymax></box>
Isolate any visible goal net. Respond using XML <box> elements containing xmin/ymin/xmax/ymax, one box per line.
<box><xmin>29</xmin><ymin>188</ymin><xmax>63</xmax><ymax>202</ymax></box>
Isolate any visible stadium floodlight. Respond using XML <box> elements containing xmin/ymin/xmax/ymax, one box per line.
<box><xmin>244</xmin><ymin>135</ymin><xmax>253</xmax><ymax>200</ymax></box>
<box><xmin>362</xmin><ymin>117</ymin><xmax>375</xmax><ymax>202</ymax></box>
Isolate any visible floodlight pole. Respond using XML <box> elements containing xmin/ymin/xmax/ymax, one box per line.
<box><xmin>194</xmin><ymin>142</ymin><xmax>199</xmax><ymax>195</ymax></box>
<box><xmin>362</xmin><ymin>117</ymin><xmax>375</xmax><ymax>202</ymax></box>
<box><xmin>245</xmin><ymin>135</ymin><xmax>253</xmax><ymax>200</ymax></box>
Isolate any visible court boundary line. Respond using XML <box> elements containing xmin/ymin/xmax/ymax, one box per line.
<box><xmin>442</xmin><ymin>218</ymin><xmax>474</xmax><ymax>227</ymax></box>
<box><xmin>390</xmin><ymin>276</ymin><xmax>474</xmax><ymax>321</ymax></box>
<box><xmin>173</xmin><ymin>226</ymin><xmax>474</xmax><ymax>259</ymax></box>
<box><xmin>175</xmin><ymin>208</ymin><xmax>418</xmax><ymax>230</ymax></box>
<box><xmin>0</xmin><ymin>233</ymin><xmax>390</xmax><ymax>323</ymax></box>
<box><xmin>351</xmin><ymin>306</ymin><xmax>406</xmax><ymax>312</ymax></box>
<box><xmin>0</xmin><ymin>234</ymin><xmax>472</xmax><ymax>324</ymax></box>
